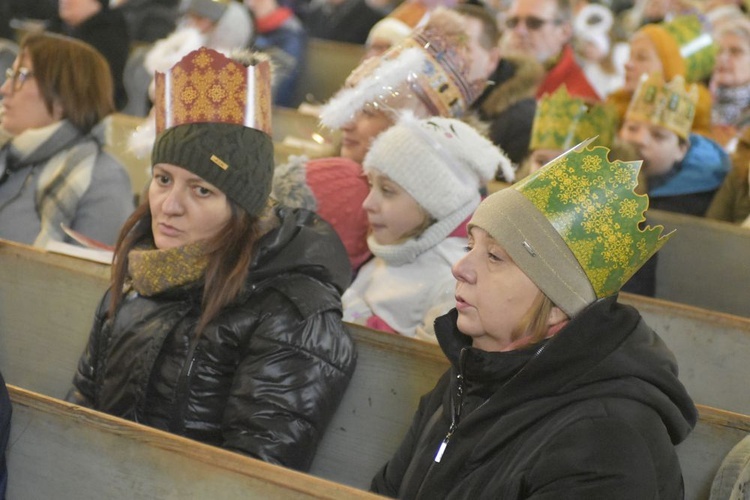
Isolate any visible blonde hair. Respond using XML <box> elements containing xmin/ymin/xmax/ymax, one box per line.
<box><xmin>397</xmin><ymin>208</ymin><xmax>434</xmax><ymax>243</ymax></box>
<box><xmin>510</xmin><ymin>292</ymin><xmax>562</xmax><ymax>346</ymax></box>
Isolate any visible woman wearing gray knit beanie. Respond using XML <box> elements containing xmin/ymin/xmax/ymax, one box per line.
<box><xmin>343</xmin><ymin>112</ymin><xmax>507</xmax><ymax>341</ymax></box>
<box><xmin>66</xmin><ymin>48</ymin><xmax>356</xmax><ymax>472</ymax></box>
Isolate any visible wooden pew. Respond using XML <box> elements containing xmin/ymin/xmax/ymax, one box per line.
<box><xmin>643</xmin><ymin>209</ymin><xmax>750</xmax><ymax>318</ymax></box>
<box><xmin>309</xmin><ymin>326</ymin><xmax>447</xmax><ymax>486</ymax></box>
<box><xmin>0</xmin><ymin>241</ymin><xmax>109</xmax><ymax>400</ymax></box>
<box><xmin>102</xmin><ymin>112</ymin><xmax>151</xmax><ymax>200</ymax></box>
<box><xmin>292</xmin><ymin>38</ymin><xmax>365</xmax><ymax>106</ymax></box>
<box><xmin>2</xmin><ymin>241</ymin><xmax>750</xmax><ymax>498</ymax></box>
<box><xmin>6</xmin><ymin>388</ymin><xmax>748</xmax><ymax>500</ymax></box>
<box><xmin>621</xmin><ymin>293</ymin><xmax>750</xmax><ymax>417</ymax></box>
<box><xmin>272</xmin><ymin>106</ymin><xmax>326</xmax><ymax>143</ymax></box>
<box><xmin>3</xmin><ymin>240</ymin><xmax>748</xmax><ymax>416</ymax></box>
<box><xmin>677</xmin><ymin>406</ymin><xmax>750</xmax><ymax>500</ymax></box>
<box><xmin>6</xmin><ymin>385</ymin><xmax>381</xmax><ymax>499</ymax></box>
<box><xmin>272</xmin><ymin>106</ymin><xmax>339</xmax><ymax>163</ymax></box>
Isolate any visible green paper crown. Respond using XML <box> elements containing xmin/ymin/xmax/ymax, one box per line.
<box><xmin>530</xmin><ymin>86</ymin><xmax>618</xmax><ymax>151</ymax></box>
<box><xmin>663</xmin><ymin>15</ymin><xmax>716</xmax><ymax>83</ymax></box>
<box><xmin>513</xmin><ymin>142</ymin><xmax>673</xmax><ymax>298</ymax></box>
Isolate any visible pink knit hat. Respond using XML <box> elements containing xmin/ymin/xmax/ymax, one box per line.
<box><xmin>272</xmin><ymin>156</ymin><xmax>371</xmax><ymax>271</ymax></box>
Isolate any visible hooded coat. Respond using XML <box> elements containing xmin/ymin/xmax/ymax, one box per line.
<box><xmin>67</xmin><ymin>206</ymin><xmax>357</xmax><ymax>472</ymax></box>
<box><xmin>371</xmin><ymin>297</ymin><xmax>697</xmax><ymax>499</ymax></box>
<box><xmin>648</xmin><ymin>133</ymin><xmax>730</xmax><ymax>216</ymax></box>
<box><xmin>466</xmin><ymin>55</ymin><xmax>544</xmax><ymax>168</ymax></box>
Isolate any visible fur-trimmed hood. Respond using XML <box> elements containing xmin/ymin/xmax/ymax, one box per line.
<box><xmin>474</xmin><ymin>55</ymin><xmax>545</xmax><ymax>119</ymax></box>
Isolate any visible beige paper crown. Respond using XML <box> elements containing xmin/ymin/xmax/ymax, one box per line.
<box><xmin>625</xmin><ymin>73</ymin><xmax>698</xmax><ymax>139</ymax></box>
<box><xmin>154</xmin><ymin>47</ymin><xmax>272</xmax><ymax>136</ymax></box>
<box><xmin>531</xmin><ymin>86</ymin><xmax>618</xmax><ymax>150</ymax></box>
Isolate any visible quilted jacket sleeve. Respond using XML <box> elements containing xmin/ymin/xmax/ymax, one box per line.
<box><xmin>66</xmin><ymin>290</ymin><xmax>111</xmax><ymax>407</ymax></box>
<box><xmin>221</xmin><ymin>278</ymin><xmax>357</xmax><ymax>472</ymax></box>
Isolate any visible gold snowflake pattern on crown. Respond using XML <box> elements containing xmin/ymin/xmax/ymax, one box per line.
<box><xmin>154</xmin><ymin>47</ymin><xmax>271</xmax><ymax>135</ymax></box>
<box><xmin>513</xmin><ymin>142</ymin><xmax>673</xmax><ymax>298</ymax></box>
<box><xmin>530</xmin><ymin>86</ymin><xmax>618</xmax><ymax>151</ymax></box>
<box><xmin>626</xmin><ymin>73</ymin><xmax>698</xmax><ymax>140</ymax></box>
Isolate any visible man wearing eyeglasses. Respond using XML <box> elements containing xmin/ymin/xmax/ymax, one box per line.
<box><xmin>504</xmin><ymin>0</ymin><xmax>601</xmax><ymax>102</ymax></box>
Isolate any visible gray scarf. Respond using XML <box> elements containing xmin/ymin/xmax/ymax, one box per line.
<box><xmin>0</xmin><ymin>120</ymin><xmax>101</xmax><ymax>246</ymax></box>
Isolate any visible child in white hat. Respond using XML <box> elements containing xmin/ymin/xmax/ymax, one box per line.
<box><xmin>343</xmin><ymin>112</ymin><xmax>509</xmax><ymax>341</ymax></box>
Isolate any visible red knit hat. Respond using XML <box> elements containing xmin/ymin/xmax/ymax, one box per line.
<box><xmin>273</xmin><ymin>156</ymin><xmax>371</xmax><ymax>271</ymax></box>
<box><xmin>306</xmin><ymin>158</ymin><xmax>371</xmax><ymax>270</ymax></box>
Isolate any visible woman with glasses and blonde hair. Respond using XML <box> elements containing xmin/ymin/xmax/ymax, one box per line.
<box><xmin>0</xmin><ymin>32</ymin><xmax>133</xmax><ymax>247</ymax></box>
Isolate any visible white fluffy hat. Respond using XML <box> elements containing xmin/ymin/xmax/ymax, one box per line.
<box><xmin>364</xmin><ymin>112</ymin><xmax>509</xmax><ymax>232</ymax></box>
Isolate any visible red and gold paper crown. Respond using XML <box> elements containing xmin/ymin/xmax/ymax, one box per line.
<box><xmin>154</xmin><ymin>47</ymin><xmax>272</xmax><ymax>136</ymax></box>
<box><xmin>625</xmin><ymin>73</ymin><xmax>698</xmax><ymax>140</ymax></box>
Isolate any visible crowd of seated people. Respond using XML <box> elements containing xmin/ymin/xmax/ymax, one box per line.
<box><xmin>2</xmin><ymin>0</ymin><xmax>750</xmax><ymax>497</ymax></box>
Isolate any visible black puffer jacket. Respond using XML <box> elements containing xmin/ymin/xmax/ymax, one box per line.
<box><xmin>372</xmin><ymin>297</ymin><xmax>697</xmax><ymax>499</ymax></box>
<box><xmin>67</xmin><ymin>207</ymin><xmax>357</xmax><ymax>471</ymax></box>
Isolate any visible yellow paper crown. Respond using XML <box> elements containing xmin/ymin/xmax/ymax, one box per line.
<box><xmin>514</xmin><ymin>140</ymin><xmax>673</xmax><ymax>298</ymax></box>
<box><xmin>154</xmin><ymin>47</ymin><xmax>272</xmax><ymax>136</ymax></box>
<box><xmin>530</xmin><ymin>86</ymin><xmax>618</xmax><ymax>151</ymax></box>
<box><xmin>625</xmin><ymin>73</ymin><xmax>698</xmax><ymax>139</ymax></box>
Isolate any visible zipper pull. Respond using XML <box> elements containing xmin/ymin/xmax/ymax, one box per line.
<box><xmin>434</xmin><ymin>436</ymin><xmax>450</xmax><ymax>463</ymax></box>
<box><xmin>434</xmin><ymin>423</ymin><xmax>456</xmax><ymax>463</ymax></box>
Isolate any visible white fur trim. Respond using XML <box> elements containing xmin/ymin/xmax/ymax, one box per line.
<box><xmin>319</xmin><ymin>48</ymin><xmax>426</xmax><ymax>129</ymax></box>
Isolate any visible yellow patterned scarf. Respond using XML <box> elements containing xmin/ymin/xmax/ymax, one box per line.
<box><xmin>128</xmin><ymin>242</ymin><xmax>209</xmax><ymax>296</ymax></box>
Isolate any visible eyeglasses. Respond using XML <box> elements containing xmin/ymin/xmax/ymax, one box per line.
<box><xmin>506</xmin><ymin>16</ymin><xmax>560</xmax><ymax>31</ymax></box>
<box><xmin>4</xmin><ymin>67</ymin><xmax>34</xmax><ymax>93</ymax></box>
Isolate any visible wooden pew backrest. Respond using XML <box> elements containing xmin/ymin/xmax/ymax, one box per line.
<box><xmin>7</xmin><ymin>385</ymin><xmax>381</xmax><ymax>499</ymax></box>
<box><xmin>3</xmin><ymin>242</ymin><xmax>750</xmax><ymax>498</ymax></box>
<box><xmin>292</xmin><ymin>38</ymin><xmax>365</xmax><ymax>106</ymax></box>
<box><xmin>646</xmin><ymin>209</ymin><xmax>750</xmax><ymax>318</ymax></box>
<box><xmin>272</xmin><ymin>106</ymin><xmax>339</xmax><ymax>162</ymax></box>
<box><xmin>678</xmin><ymin>406</ymin><xmax>750</xmax><ymax>500</ymax></box>
<box><xmin>310</xmin><ymin>326</ymin><xmax>447</xmax><ymax>488</ymax></box>
<box><xmin>102</xmin><ymin>113</ymin><xmax>151</xmax><ymax>200</ymax></box>
<box><xmin>622</xmin><ymin>293</ymin><xmax>750</xmax><ymax>417</ymax></box>
<box><xmin>0</xmin><ymin>241</ymin><xmax>109</xmax><ymax>399</ymax></box>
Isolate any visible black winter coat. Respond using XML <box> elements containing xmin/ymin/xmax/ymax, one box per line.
<box><xmin>52</xmin><ymin>7</ymin><xmax>130</xmax><ymax>110</ymax></box>
<box><xmin>372</xmin><ymin>297</ymin><xmax>697</xmax><ymax>499</ymax></box>
<box><xmin>67</xmin><ymin>207</ymin><xmax>357</xmax><ymax>472</ymax></box>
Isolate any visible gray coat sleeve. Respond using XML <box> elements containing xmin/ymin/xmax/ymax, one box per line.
<box><xmin>70</xmin><ymin>150</ymin><xmax>135</xmax><ymax>246</ymax></box>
